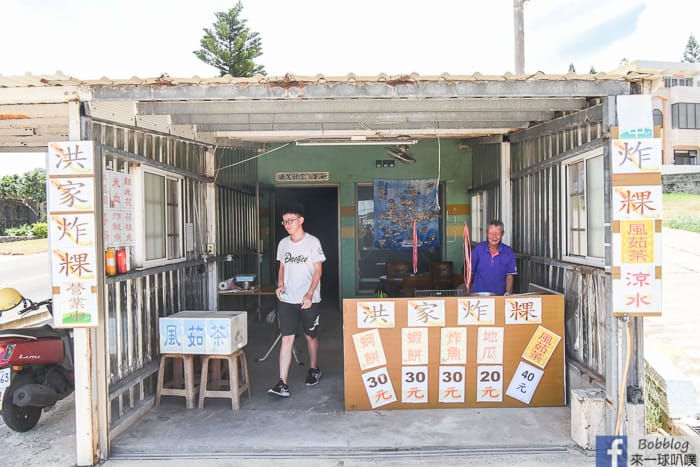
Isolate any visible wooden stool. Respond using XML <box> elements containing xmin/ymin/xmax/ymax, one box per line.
<box><xmin>155</xmin><ymin>353</ymin><xmax>197</xmax><ymax>409</ymax></box>
<box><xmin>198</xmin><ymin>349</ymin><xmax>251</xmax><ymax>410</ymax></box>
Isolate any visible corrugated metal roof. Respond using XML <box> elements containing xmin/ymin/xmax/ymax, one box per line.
<box><xmin>0</xmin><ymin>70</ymin><xmax>637</xmax><ymax>151</ymax></box>
<box><xmin>0</xmin><ymin>70</ymin><xmax>630</xmax><ymax>89</ymax></box>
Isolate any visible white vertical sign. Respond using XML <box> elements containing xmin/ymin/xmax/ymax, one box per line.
<box><xmin>47</xmin><ymin>141</ymin><xmax>99</xmax><ymax>328</ymax></box>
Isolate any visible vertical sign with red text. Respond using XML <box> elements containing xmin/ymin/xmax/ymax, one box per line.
<box><xmin>47</xmin><ymin>141</ymin><xmax>99</xmax><ymax>327</ymax></box>
<box><xmin>611</xmin><ymin>95</ymin><xmax>663</xmax><ymax>316</ymax></box>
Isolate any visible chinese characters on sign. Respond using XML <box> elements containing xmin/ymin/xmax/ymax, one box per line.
<box><xmin>103</xmin><ymin>170</ymin><xmax>135</xmax><ymax>247</ymax></box>
<box><xmin>505</xmin><ymin>362</ymin><xmax>544</xmax><ymax>404</ymax></box>
<box><xmin>361</xmin><ymin>367</ymin><xmax>397</xmax><ymax>408</ymax></box>
<box><xmin>407</xmin><ymin>300</ymin><xmax>445</xmax><ymax>326</ymax></box>
<box><xmin>274</xmin><ymin>172</ymin><xmax>330</xmax><ymax>182</ymax></box>
<box><xmin>476</xmin><ymin>365</ymin><xmax>504</xmax><ymax>402</ymax></box>
<box><xmin>611</xmin><ymin>95</ymin><xmax>663</xmax><ymax>316</ymax></box>
<box><xmin>440</xmin><ymin>327</ymin><xmax>467</xmax><ymax>364</ymax></box>
<box><xmin>458</xmin><ymin>297</ymin><xmax>495</xmax><ymax>325</ymax></box>
<box><xmin>352</xmin><ymin>329</ymin><xmax>387</xmax><ymax>371</ymax></box>
<box><xmin>357</xmin><ymin>301</ymin><xmax>396</xmax><ymax>328</ymax></box>
<box><xmin>522</xmin><ymin>326</ymin><xmax>562</xmax><ymax>368</ymax></box>
<box><xmin>504</xmin><ymin>297</ymin><xmax>542</xmax><ymax>324</ymax></box>
<box><xmin>477</xmin><ymin>327</ymin><xmax>504</xmax><ymax>364</ymax></box>
<box><xmin>401</xmin><ymin>365</ymin><xmax>428</xmax><ymax>403</ymax></box>
<box><xmin>348</xmin><ymin>296</ymin><xmax>564</xmax><ymax>409</ymax></box>
<box><xmin>402</xmin><ymin>327</ymin><xmax>428</xmax><ymax>365</ymax></box>
<box><xmin>47</xmin><ymin>141</ymin><xmax>98</xmax><ymax>328</ymax></box>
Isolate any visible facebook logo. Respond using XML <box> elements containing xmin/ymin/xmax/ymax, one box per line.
<box><xmin>596</xmin><ymin>436</ymin><xmax>627</xmax><ymax>467</ymax></box>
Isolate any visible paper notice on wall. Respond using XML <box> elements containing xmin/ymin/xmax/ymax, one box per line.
<box><xmin>438</xmin><ymin>366</ymin><xmax>465</xmax><ymax>403</ymax></box>
<box><xmin>402</xmin><ymin>327</ymin><xmax>428</xmax><ymax>365</ymax></box>
<box><xmin>506</xmin><ymin>361</ymin><xmax>544</xmax><ymax>404</ymax></box>
<box><xmin>407</xmin><ymin>299</ymin><xmax>445</xmax><ymax>326</ymax></box>
<box><xmin>458</xmin><ymin>297</ymin><xmax>495</xmax><ymax>325</ymax></box>
<box><xmin>440</xmin><ymin>327</ymin><xmax>467</xmax><ymax>364</ymax></box>
<box><xmin>361</xmin><ymin>367</ymin><xmax>397</xmax><ymax>409</ymax></box>
<box><xmin>476</xmin><ymin>365</ymin><xmax>503</xmax><ymax>402</ymax></box>
<box><xmin>401</xmin><ymin>366</ymin><xmax>429</xmax><ymax>404</ymax></box>
<box><xmin>522</xmin><ymin>325</ymin><xmax>562</xmax><ymax>369</ymax></box>
<box><xmin>476</xmin><ymin>326</ymin><xmax>504</xmax><ymax>364</ymax></box>
<box><xmin>352</xmin><ymin>329</ymin><xmax>387</xmax><ymax>371</ymax></box>
<box><xmin>357</xmin><ymin>301</ymin><xmax>396</xmax><ymax>328</ymax></box>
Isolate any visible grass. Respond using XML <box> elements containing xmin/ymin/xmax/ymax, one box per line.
<box><xmin>0</xmin><ymin>238</ymin><xmax>48</xmax><ymax>255</ymax></box>
<box><xmin>663</xmin><ymin>192</ymin><xmax>700</xmax><ymax>233</ymax></box>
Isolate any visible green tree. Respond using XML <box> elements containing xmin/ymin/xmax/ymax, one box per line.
<box><xmin>589</xmin><ymin>66</ymin><xmax>597</xmax><ymax>74</ymax></box>
<box><xmin>194</xmin><ymin>1</ymin><xmax>266</xmax><ymax>77</ymax></box>
<box><xmin>0</xmin><ymin>170</ymin><xmax>46</xmax><ymax>221</ymax></box>
<box><xmin>682</xmin><ymin>34</ymin><xmax>700</xmax><ymax>63</ymax></box>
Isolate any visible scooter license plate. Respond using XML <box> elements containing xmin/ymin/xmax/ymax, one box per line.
<box><xmin>0</xmin><ymin>367</ymin><xmax>9</xmax><ymax>390</ymax></box>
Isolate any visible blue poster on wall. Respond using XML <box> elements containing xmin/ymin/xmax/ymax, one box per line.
<box><xmin>373</xmin><ymin>179</ymin><xmax>441</xmax><ymax>250</ymax></box>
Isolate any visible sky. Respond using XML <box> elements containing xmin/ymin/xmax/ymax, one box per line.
<box><xmin>1</xmin><ymin>0</ymin><xmax>698</xmax><ymax>79</ymax></box>
<box><xmin>1</xmin><ymin>0</ymin><xmax>698</xmax><ymax>175</ymax></box>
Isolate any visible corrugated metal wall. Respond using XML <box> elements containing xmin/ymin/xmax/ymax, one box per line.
<box><xmin>470</xmin><ymin>103</ymin><xmax>609</xmax><ymax>379</ymax></box>
<box><xmin>509</xmin><ymin>103</ymin><xmax>608</xmax><ymax>378</ymax></box>
<box><xmin>89</xmin><ymin>122</ymin><xmax>258</xmax><ymax>432</ymax></box>
<box><xmin>215</xmin><ymin>147</ymin><xmax>259</xmax><ymax>280</ymax></box>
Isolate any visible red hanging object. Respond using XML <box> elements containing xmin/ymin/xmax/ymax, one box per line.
<box><xmin>464</xmin><ymin>222</ymin><xmax>472</xmax><ymax>290</ymax></box>
<box><xmin>412</xmin><ymin>219</ymin><xmax>418</xmax><ymax>274</ymax></box>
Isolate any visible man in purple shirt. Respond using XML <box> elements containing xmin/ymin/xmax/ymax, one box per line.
<box><xmin>469</xmin><ymin>220</ymin><xmax>517</xmax><ymax>295</ymax></box>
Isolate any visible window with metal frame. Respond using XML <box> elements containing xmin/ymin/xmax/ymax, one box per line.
<box><xmin>135</xmin><ymin>167</ymin><xmax>183</xmax><ymax>267</ymax></box>
<box><xmin>563</xmin><ymin>151</ymin><xmax>604</xmax><ymax>264</ymax></box>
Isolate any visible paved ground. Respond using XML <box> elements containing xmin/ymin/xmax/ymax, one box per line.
<box><xmin>1</xmin><ymin>228</ymin><xmax>699</xmax><ymax>466</ymax></box>
<box><xmin>644</xmin><ymin>228</ymin><xmax>700</xmax><ymax>412</ymax></box>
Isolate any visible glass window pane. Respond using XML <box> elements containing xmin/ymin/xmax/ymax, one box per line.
<box><xmin>586</xmin><ymin>156</ymin><xmax>605</xmax><ymax>258</ymax></box>
<box><xmin>144</xmin><ymin>172</ymin><xmax>165</xmax><ymax>261</ymax></box>
<box><xmin>688</xmin><ymin>103</ymin><xmax>696</xmax><ymax>129</ymax></box>
<box><xmin>679</xmin><ymin>103</ymin><xmax>688</xmax><ymax>128</ymax></box>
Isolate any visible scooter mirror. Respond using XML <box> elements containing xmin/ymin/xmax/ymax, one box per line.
<box><xmin>0</xmin><ymin>287</ymin><xmax>24</xmax><ymax>313</ymax></box>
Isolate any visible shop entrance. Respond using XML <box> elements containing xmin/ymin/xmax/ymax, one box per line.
<box><xmin>271</xmin><ymin>186</ymin><xmax>340</xmax><ymax>303</ymax></box>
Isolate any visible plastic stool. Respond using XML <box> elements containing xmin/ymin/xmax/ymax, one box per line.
<box><xmin>198</xmin><ymin>349</ymin><xmax>251</xmax><ymax>410</ymax></box>
<box><xmin>155</xmin><ymin>353</ymin><xmax>197</xmax><ymax>409</ymax></box>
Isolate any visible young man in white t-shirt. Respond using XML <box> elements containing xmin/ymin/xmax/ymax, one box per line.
<box><xmin>268</xmin><ymin>205</ymin><xmax>326</xmax><ymax>397</ymax></box>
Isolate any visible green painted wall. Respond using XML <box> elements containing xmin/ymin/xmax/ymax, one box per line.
<box><xmin>257</xmin><ymin>140</ymin><xmax>472</xmax><ymax>297</ymax></box>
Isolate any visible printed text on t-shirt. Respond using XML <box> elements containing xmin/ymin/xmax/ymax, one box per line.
<box><xmin>284</xmin><ymin>252</ymin><xmax>308</xmax><ymax>263</ymax></box>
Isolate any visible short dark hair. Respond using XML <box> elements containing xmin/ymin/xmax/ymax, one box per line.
<box><xmin>488</xmin><ymin>219</ymin><xmax>504</xmax><ymax>231</ymax></box>
<box><xmin>281</xmin><ymin>203</ymin><xmax>305</xmax><ymax>218</ymax></box>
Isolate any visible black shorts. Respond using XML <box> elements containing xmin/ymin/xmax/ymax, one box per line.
<box><xmin>277</xmin><ymin>301</ymin><xmax>320</xmax><ymax>338</ymax></box>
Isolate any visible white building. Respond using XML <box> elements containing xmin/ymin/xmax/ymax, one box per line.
<box><xmin>614</xmin><ymin>60</ymin><xmax>700</xmax><ymax>166</ymax></box>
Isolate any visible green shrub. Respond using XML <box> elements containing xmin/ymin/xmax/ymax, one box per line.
<box><xmin>32</xmin><ymin>222</ymin><xmax>48</xmax><ymax>238</ymax></box>
<box><xmin>4</xmin><ymin>224</ymin><xmax>33</xmax><ymax>237</ymax></box>
<box><xmin>665</xmin><ymin>216</ymin><xmax>700</xmax><ymax>234</ymax></box>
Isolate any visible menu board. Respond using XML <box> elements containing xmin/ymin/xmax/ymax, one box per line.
<box><xmin>343</xmin><ymin>293</ymin><xmax>565</xmax><ymax>410</ymax></box>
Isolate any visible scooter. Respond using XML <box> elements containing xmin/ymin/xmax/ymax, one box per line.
<box><xmin>0</xmin><ymin>287</ymin><xmax>74</xmax><ymax>432</ymax></box>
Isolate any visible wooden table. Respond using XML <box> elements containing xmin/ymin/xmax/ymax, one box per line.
<box><xmin>219</xmin><ymin>284</ymin><xmax>277</xmax><ymax>321</ymax></box>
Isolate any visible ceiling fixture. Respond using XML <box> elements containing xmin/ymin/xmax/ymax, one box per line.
<box><xmin>295</xmin><ymin>137</ymin><xmax>417</xmax><ymax>147</ymax></box>
<box><xmin>385</xmin><ymin>145</ymin><xmax>416</xmax><ymax>163</ymax></box>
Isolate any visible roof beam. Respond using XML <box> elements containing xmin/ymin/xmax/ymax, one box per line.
<box><xmin>136</xmin><ymin>98</ymin><xmax>586</xmax><ymax>115</ymax></box>
<box><xmin>93</xmin><ymin>80</ymin><xmax>629</xmax><ymax>101</ymax></box>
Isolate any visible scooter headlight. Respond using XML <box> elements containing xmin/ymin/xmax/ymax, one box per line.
<box><xmin>0</xmin><ymin>288</ymin><xmax>23</xmax><ymax>313</ymax></box>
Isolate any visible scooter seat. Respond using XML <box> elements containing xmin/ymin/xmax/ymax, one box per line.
<box><xmin>0</xmin><ymin>324</ymin><xmax>61</xmax><ymax>340</ymax></box>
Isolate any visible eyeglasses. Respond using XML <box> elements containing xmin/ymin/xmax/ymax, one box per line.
<box><xmin>280</xmin><ymin>218</ymin><xmax>299</xmax><ymax>226</ymax></box>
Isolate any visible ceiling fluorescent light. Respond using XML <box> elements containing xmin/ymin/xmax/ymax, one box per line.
<box><xmin>296</xmin><ymin>138</ymin><xmax>417</xmax><ymax>147</ymax></box>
